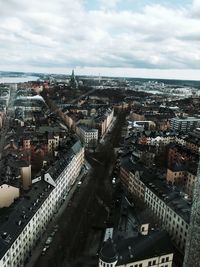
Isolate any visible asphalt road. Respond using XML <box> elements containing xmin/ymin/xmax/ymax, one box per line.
<box><xmin>33</xmin><ymin>111</ymin><xmax>128</xmax><ymax>267</ymax></box>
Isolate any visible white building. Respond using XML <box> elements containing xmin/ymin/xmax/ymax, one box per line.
<box><xmin>14</xmin><ymin>95</ymin><xmax>46</xmax><ymax>112</ymax></box>
<box><xmin>0</xmin><ymin>185</ymin><xmax>20</xmax><ymax>208</ymax></box>
<box><xmin>0</xmin><ymin>140</ymin><xmax>84</xmax><ymax>267</ymax></box>
<box><xmin>76</xmin><ymin>125</ymin><xmax>98</xmax><ymax>148</ymax></box>
<box><xmin>120</xmin><ymin>159</ymin><xmax>190</xmax><ymax>253</ymax></box>
<box><xmin>170</xmin><ymin>117</ymin><xmax>200</xmax><ymax>132</ymax></box>
<box><xmin>99</xmin><ymin>231</ymin><xmax>174</xmax><ymax>267</ymax></box>
<box><xmin>145</xmin><ymin>184</ymin><xmax>189</xmax><ymax>252</ymax></box>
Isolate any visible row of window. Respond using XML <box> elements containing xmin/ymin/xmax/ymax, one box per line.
<box><xmin>1</xmin><ymin>152</ymin><xmax>84</xmax><ymax>267</ymax></box>
<box><xmin>99</xmin><ymin>258</ymin><xmax>171</xmax><ymax>267</ymax></box>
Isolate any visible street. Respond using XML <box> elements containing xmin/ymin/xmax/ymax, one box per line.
<box><xmin>32</xmin><ymin>111</ymin><xmax>127</xmax><ymax>267</ymax></box>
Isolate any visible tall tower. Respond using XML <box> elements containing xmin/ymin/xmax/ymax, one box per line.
<box><xmin>183</xmin><ymin>159</ymin><xmax>200</xmax><ymax>267</ymax></box>
<box><xmin>70</xmin><ymin>69</ymin><xmax>78</xmax><ymax>89</ymax></box>
<box><xmin>71</xmin><ymin>69</ymin><xmax>75</xmax><ymax>80</ymax></box>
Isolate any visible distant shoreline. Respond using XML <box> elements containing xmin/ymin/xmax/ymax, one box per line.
<box><xmin>0</xmin><ymin>76</ymin><xmax>39</xmax><ymax>83</ymax></box>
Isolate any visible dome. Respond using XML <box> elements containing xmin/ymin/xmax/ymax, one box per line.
<box><xmin>99</xmin><ymin>238</ymin><xmax>118</xmax><ymax>263</ymax></box>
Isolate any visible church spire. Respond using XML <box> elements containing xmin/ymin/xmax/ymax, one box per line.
<box><xmin>70</xmin><ymin>69</ymin><xmax>78</xmax><ymax>89</ymax></box>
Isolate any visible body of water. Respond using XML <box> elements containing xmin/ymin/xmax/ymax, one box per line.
<box><xmin>0</xmin><ymin>76</ymin><xmax>39</xmax><ymax>83</ymax></box>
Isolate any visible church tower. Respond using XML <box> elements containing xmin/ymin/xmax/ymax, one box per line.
<box><xmin>70</xmin><ymin>69</ymin><xmax>78</xmax><ymax>89</ymax></box>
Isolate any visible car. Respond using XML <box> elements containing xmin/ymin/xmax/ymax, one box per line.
<box><xmin>41</xmin><ymin>246</ymin><xmax>49</xmax><ymax>255</ymax></box>
<box><xmin>53</xmin><ymin>225</ymin><xmax>59</xmax><ymax>232</ymax></box>
<box><xmin>67</xmin><ymin>202</ymin><xmax>72</xmax><ymax>207</ymax></box>
<box><xmin>50</xmin><ymin>231</ymin><xmax>56</xmax><ymax>237</ymax></box>
<box><xmin>84</xmin><ymin>164</ymin><xmax>89</xmax><ymax>170</ymax></box>
<box><xmin>112</xmin><ymin>178</ymin><xmax>116</xmax><ymax>184</ymax></box>
<box><xmin>45</xmin><ymin>237</ymin><xmax>53</xmax><ymax>245</ymax></box>
<box><xmin>77</xmin><ymin>181</ymin><xmax>82</xmax><ymax>186</ymax></box>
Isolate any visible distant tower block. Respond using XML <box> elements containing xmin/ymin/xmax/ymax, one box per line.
<box><xmin>183</xmin><ymin>159</ymin><xmax>200</xmax><ymax>267</ymax></box>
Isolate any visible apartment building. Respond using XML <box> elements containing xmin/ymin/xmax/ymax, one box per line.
<box><xmin>184</xmin><ymin>130</ymin><xmax>200</xmax><ymax>153</ymax></box>
<box><xmin>129</xmin><ymin>170</ymin><xmax>145</xmax><ymax>200</ymax></box>
<box><xmin>120</xmin><ymin>157</ymin><xmax>190</xmax><ymax>253</ymax></box>
<box><xmin>14</xmin><ymin>95</ymin><xmax>47</xmax><ymax>112</ymax></box>
<box><xmin>168</xmin><ymin>144</ymin><xmax>199</xmax><ymax>169</ymax></box>
<box><xmin>64</xmin><ymin>105</ymin><xmax>114</xmax><ymax>138</ymax></box>
<box><xmin>99</xmin><ymin>231</ymin><xmax>174</xmax><ymax>267</ymax></box>
<box><xmin>76</xmin><ymin>125</ymin><xmax>98</xmax><ymax>148</ymax></box>
<box><xmin>166</xmin><ymin>168</ymin><xmax>197</xmax><ymax>198</ymax></box>
<box><xmin>98</xmin><ymin>108</ymin><xmax>114</xmax><ymax>137</ymax></box>
<box><xmin>145</xmin><ymin>182</ymin><xmax>189</xmax><ymax>252</ymax></box>
<box><xmin>0</xmin><ymin>140</ymin><xmax>84</xmax><ymax>267</ymax></box>
<box><xmin>170</xmin><ymin>116</ymin><xmax>200</xmax><ymax>132</ymax></box>
<box><xmin>0</xmin><ymin>185</ymin><xmax>20</xmax><ymax>208</ymax></box>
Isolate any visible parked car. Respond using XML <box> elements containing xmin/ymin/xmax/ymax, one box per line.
<box><xmin>45</xmin><ymin>237</ymin><xmax>53</xmax><ymax>245</ymax></box>
<box><xmin>54</xmin><ymin>224</ymin><xmax>59</xmax><ymax>230</ymax></box>
<box><xmin>50</xmin><ymin>231</ymin><xmax>56</xmax><ymax>237</ymax></box>
<box><xmin>42</xmin><ymin>245</ymin><xmax>49</xmax><ymax>255</ymax></box>
<box><xmin>112</xmin><ymin>177</ymin><xmax>116</xmax><ymax>184</ymax></box>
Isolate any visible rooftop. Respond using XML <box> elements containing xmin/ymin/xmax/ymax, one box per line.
<box><xmin>121</xmin><ymin>156</ymin><xmax>191</xmax><ymax>223</ymax></box>
<box><xmin>100</xmin><ymin>231</ymin><xmax>173</xmax><ymax>265</ymax></box>
<box><xmin>0</xmin><ymin>180</ymin><xmax>53</xmax><ymax>259</ymax></box>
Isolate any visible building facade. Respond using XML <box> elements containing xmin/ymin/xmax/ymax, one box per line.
<box><xmin>120</xmin><ymin>160</ymin><xmax>190</xmax><ymax>253</ymax></box>
<box><xmin>99</xmin><ymin>231</ymin><xmax>174</xmax><ymax>267</ymax></box>
<box><xmin>0</xmin><ymin>141</ymin><xmax>84</xmax><ymax>267</ymax></box>
<box><xmin>170</xmin><ymin>117</ymin><xmax>200</xmax><ymax>132</ymax></box>
<box><xmin>76</xmin><ymin>125</ymin><xmax>98</xmax><ymax>148</ymax></box>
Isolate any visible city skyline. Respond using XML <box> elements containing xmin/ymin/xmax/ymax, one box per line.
<box><xmin>1</xmin><ymin>0</ymin><xmax>200</xmax><ymax>80</ymax></box>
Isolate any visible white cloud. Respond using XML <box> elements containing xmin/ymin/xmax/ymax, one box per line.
<box><xmin>192</xmin><ymin>0</ymin><xmax>200</xmax><ymax>11</ymax></box>
<box><xmin>0</xmin><ymin>0</ymin><xmax>200</xmax><ymax>79</ymax></box>
<box><xmin>99</xmin><ymin>0</ymin><xmax>120</xmax><ymax>9</ymax></box>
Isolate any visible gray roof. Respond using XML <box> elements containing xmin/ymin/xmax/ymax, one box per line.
<box><xmin>100</xmin><ymin>231</ymin><xmax>173</xmax><ymax>265</ymax></box>
<box><xmin>0</xmin><ymin>180</ymin><xmax>53</xmax><ymax>259</ymax></box>
<box><xmin>72</xmin><ymin>140</ymin><xmax>82</xmax><ymax>154</ymax></box>
<box><xmin>121</xmin><ymin>156</ymin><xmax>191</xmax><ymax>223</ymax></box>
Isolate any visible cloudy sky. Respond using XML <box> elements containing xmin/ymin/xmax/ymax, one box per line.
<box><xmin>0</xmin><ymin>0</ymin><xmax>200</xmax><ymax>79</ymax></box>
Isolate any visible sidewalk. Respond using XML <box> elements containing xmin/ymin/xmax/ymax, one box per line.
<box><xmin>25</xmin><ymin>168</ymin><xmax>89</xmax><ymax>267</ymax></box>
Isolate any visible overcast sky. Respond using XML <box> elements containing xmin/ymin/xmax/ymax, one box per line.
<box><xmin>0</xmin><ymin>0</ymin><xmax>200</xmax><ymax>80</ymax></box>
